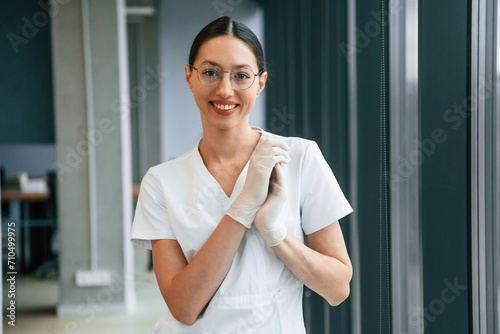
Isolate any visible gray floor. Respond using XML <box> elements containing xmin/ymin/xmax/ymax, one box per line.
<box><xmin>3</xmin><ymin>247</ymin><xmax>165</xmax><ymax>334</ymax></box>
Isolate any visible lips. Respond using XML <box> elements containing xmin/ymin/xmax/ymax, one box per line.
<box><xmin>210</xmin><ymin>101</ymin><xmax>239</xmax><ymax>116</ymax></box>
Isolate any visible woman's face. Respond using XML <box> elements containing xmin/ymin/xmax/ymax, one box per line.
<box><xmin>185</xmin><ymin>36</ymin><xmax>267</xmax><ymax>131</ymax></box>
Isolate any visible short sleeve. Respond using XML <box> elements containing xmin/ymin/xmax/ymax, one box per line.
<box><xmin>300</xmin><ymin>141</ymin><xmax>353</xmax><ymax>235</ymax></box>
<box><xmin>130</xmin><ymin>168</ymin><xmax>176</xmax><ymax>250</ymax></box>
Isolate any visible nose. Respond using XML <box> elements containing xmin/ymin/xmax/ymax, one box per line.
<box><xmin>215</xmin><ymin>71</ymin><xmax>234</xmax><ymax>98</ymax></box>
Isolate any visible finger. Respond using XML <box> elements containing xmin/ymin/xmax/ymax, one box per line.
<box><xmin>271</xmin><ymin>146</ymin><xmax>291</xmax><ymax>161</ymax></box>
<box><xmin>272</xmin><ymin>155</ymin><xmax>290</xmax><ymax>166</ymax></box>
<box><xmin>274</xmin><ymin>163</ymin><xmax>286</xmax><ymax>188</ymax></box>
<box><xmin>266</xmin><ymin>136</ymin><xmax>290</xmax><ymax>152</ymax></box>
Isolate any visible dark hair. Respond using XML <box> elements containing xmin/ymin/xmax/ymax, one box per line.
<box><xmin>188</xmin><ymin>16</ymin><xmax>266</xmax><ymax>73</ymax></box>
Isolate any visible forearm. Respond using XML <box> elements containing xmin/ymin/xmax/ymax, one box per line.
<box><xmin>271</xmin><ymin>232</ymin><xmax>352</xmax><ymax>306</ymax></box>
<box><xmin>162</xmin><ymin>215</ymin><xmax>246</xmax><ymax>324</ymax></box>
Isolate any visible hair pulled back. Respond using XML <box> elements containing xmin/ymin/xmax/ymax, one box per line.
<box><xmin>188</xmin><ymin>16</ymin><xmax>266</xmax><ymax>73</ymax></box>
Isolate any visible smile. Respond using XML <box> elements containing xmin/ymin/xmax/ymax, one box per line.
<box><xmin>210</xmin><ymin>102</ymin><xmax>238</xmax><ymax>111</ymax></box>
<box><xmin>209</xmin><ymin>101</ymin><xmax>240</xmax><ymax>116</ymax></box>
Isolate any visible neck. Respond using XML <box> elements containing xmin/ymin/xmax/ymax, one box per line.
<box><xmin>199</xmin><ymin>122</ymin><xmax>261</xmax><ymax>164</ymax></box>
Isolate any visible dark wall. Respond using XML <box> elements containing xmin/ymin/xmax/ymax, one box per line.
<box><xmin>263</xmin><ymin>0</ymin><xmax>472</xmax><ymax>332</ymax></box>
<box><xmin>0</xmin><ymin>0</ymin><xmax>55</xmax><ymax>144</ymax></box>
<box><xmin>355</xmin><ymin>0</ymin><xmax>392</xmax><ymax>332</ymax></box>
<box><xmin>419</xmin><ymin>0</ymin><xmax>471</xmax><ymax>332</ymax></box>
<box><xmin>263</xmin><ymin>0</ymin><xmax>355</xmax><ymax>332</ymax></box>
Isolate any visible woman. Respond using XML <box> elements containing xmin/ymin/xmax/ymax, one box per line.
<box><xmin>131</xmin><ymin>16</ymin><xmax>353</xmax><ymax>333</ymax></box>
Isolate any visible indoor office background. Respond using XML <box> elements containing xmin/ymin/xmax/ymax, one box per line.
<box><xmin>0</xmin><ymin>0</ymin><xmax>498</xmax><ymax>333</ymax></box>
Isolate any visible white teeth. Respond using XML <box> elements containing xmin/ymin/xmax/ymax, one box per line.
<box><xmin>213</xmin><ymin>103</ymin><xmax>236</xmax><ymax>111</ymax></box>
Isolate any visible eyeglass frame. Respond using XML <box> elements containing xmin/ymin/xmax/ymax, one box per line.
<box><xmin>189</xmin><ymin>63</ymin><xmax>264</xmax><ymax>90</ymax></box>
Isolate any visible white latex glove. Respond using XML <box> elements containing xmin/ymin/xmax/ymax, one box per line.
<box><xmin>226</xmin><ymin>135</ymin><xmax>290</xmax><ymax>228</ymax></box>
<box><xmin>254</xmin><ymin>163</ymin><xmax>288</xmax><ymax>247</ymax></box>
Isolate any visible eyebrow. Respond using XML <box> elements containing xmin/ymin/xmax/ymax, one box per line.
<box><xmin>201</xmin><ymin>60</ymin><xmax>254</xmax><ymax>70</ymax></box>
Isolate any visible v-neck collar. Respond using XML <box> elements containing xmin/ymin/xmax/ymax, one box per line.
<box><xmin>194</xmin><ymin>127</ymin><xmax>265</xmax><ymax>206</ymax></box>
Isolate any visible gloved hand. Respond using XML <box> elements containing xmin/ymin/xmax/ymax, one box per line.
<box><xmin>254</xmin><ymin>163</ymin><xmax>288</xmax><ymax>247</ymax></box>
<box><xmin>226</xmin><ymin>135</ymin><xmax>290</xmax><ymax>228</ymax></box>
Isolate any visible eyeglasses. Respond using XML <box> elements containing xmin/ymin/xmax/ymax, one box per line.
<box><xmin>190</xmin><ymin>64</ymin><xmax>263</xmax><ymax>90</ymax></box>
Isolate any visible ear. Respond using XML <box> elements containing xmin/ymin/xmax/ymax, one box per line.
<box><xmin>185</xmin><ymin>64</ymin><xmax>194</xmax><ymax>92</ymax></box>
<box><xmin>255</xmin><ymin>71</ymin><xmax>267</xmax><ymax>97</ymax></box>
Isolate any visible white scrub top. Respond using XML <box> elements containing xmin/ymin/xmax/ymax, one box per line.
<box><xmin>131</xmin><ymin>127</ymin><xmax>353</xmax><ymax>334</ymax></box>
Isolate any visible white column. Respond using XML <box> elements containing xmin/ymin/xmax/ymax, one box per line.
<box><xmin>389</xmin><ymin>1</ymin><xmax>423</xmax><ymax>333</ymax></box>
<box><xmin>470</xmin><ymin>0</ymin><xmax>500</xmax><ymax>333</ymax></box>
<box><xmin>51</xmin><ymin>0</ymin><xmax>134</xmax><ymax>316</ymax></box>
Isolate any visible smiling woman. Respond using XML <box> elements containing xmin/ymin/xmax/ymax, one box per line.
<box><xmin>185</xmin><ymin>35</ymin><xmax>266</xmax><ymax>133</ymax></box>
<box><xmin>130</xmin><ymin>16</ymin><xmax>353</xmax><ymax>333</ymax></box>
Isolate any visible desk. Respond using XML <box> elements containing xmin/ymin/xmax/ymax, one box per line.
<box><xmin>1</xmin><ymin>188</ymin><xmax>50</xmax><ymax>202</ymax></box>
<box><xmin>2</xmin><ymin>184</ymin><xmax>139</xmax><ymax>272</ymax></box>
<box><xmin>1</xmin><ymin>186</ymin><xmax>51</xmax><ymax>271</ymax></box>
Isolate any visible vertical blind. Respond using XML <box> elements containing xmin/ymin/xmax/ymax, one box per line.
<box><xmin>261</xmin><ymin>0</ymin><xmax>392</xmax><ymax>333</ymax></box>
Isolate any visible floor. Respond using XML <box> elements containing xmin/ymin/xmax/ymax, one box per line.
<box><xmin>2</xmin><ymin>247</ymin><xmax>166</xmax><ymax>334</ymax></box>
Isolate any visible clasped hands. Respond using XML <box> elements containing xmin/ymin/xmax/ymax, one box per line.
<box><xmin>226</xmin><ymin>135</ymin><xmax>290</xmax><ymax>247</ymax></box>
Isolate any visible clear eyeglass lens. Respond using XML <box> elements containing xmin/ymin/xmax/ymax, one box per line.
<box><xmin>197</xmin><ymin>64</ymin><xmax>256</xmax><ymax>90</ymax></box>
<box><xmin>232</xmin><ymin>68</ymin><xmax>254</xmax><ymax>89</ymax></box>
<box><xmin>198</xmin><ymin>65</ymin><xmax>220</xmax><ymax>85</ymax></box>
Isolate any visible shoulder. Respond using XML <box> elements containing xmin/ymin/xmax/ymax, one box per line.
<box><xmin>261</xmin><ymin>129</ymin><xmax>318</xmax><ymax>159</ymax></box>
<box><xmin>259</xmin><ymin>129</ymin><xmax>325</xmax><ymax>179</ymax></box>
<box><xmin>145</xmin><ymin>145</ymin><xmax>199</xmax><ymax>183</ymax></box>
